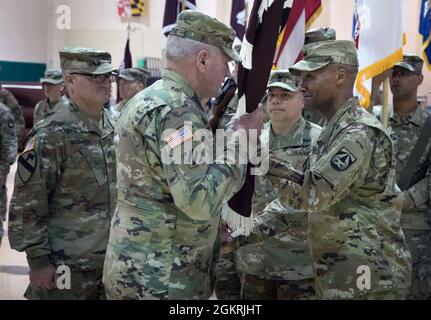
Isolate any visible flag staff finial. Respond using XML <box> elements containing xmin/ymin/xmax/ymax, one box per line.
<box><xmin>127</xmin><ymin>22</ymin><xmax>131</xmax><ymax>39</ymax></box>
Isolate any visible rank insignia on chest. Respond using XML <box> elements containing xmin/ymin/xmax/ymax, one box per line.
<box><xmin>330</xmin><ymin>147</ymin><xmax>356</xmax><ymax>171</ymax></box>
<box><xmin>165</xmin><ymin>126</ymin><xmax>193</xmax><ymax>149</ymax></box>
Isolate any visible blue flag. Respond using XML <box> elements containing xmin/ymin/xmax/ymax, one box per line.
<box><xmin>419</xmin><ymin>0</ymin><xmax>431</xmax><ymax>68</ymax></box>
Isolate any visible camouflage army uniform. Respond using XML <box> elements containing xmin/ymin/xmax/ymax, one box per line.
<box><xmin>212</xmin><ymin>93</ymin><xmax>242</xmax><ymax>300</ymax></box>
<box><xmin>301</xmin><ymin>27</ymin><xmax>336</xmax><ymax>128</ymax></box>
<box><xmin>0</xmin><ymin>102</ymin><xmax>17</xmax><ymax>243</ymax></box>
<box><xmin>235</xmin><ymin>70</ymin><xmax>322</xmax><ymax>300</ymax></box>
<box><xmin>33</xmin><ymin>95</ymin><xmax>69</xmax><ymax>125</ymax></box>
<box><xmin>8</xmin><ymin>48</ymin><xmax>117</xmax><ymax>300</ymax></box>
<box><xmin>237</xmin><ymin>118</ymin><xmax>321</xmax><ymax>300</ymax></box>
<box><xmin>388</xmin><ymin>105</ymin><xmax>431</xmax><ymax>299</ymax></box>
<box><xmin>33</xmin><ymin>69</ymin><xmax>68</xmax><ymax>124</ymax></box>
<box><xmin>0</xmin><ymin>86</ymin><xmax>25</xmax><ymax>142</ymax></box>
<box><xmin>103</xmin><ymin>11</ymin><xmax>246</xmax><ymax>300</ymax></box>
<box><xmin>116</xmin><ymin>67</ymin><xmax>151</xmax><ymax>113</ymax></box>
<box><xmin>268</xmin><ymin>40</ymin><xmax>412</xmax><ymax>299</ymax></box>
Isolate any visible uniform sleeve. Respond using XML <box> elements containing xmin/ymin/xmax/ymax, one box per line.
<box><xmin>3</xmin><ymin>90</ymin><xmax>25</xmax><ymax>140</ymax></box>
<box><xmin>402</xmin><ymin>139</ymin><xmax>431</xmax><ymax>210</ymax></box>
<box><xmin>0</xmin><ymin>108</ymin><xmax>17</xmax><ymax>178</ymax></box>
<box><xmin>159</xmin><ymin>107</ymin><xmax>247</xmax><ymax>221</ymax></box>
<box><xmin>8</xmin><ymin>131</ymin><xmax>63</xmax><ymax>270</ymax></box>
<box><xmin>269</xmin><ymin>128</ymin><xmax>373</xmax><ymax>212</ymax></box>
<box><xmin>33</xmin><ymin>101</ymin><xmax>43</xmax><ymax>125</ymax></box>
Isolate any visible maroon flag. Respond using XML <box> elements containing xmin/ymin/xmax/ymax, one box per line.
<box><xmin>227</xmin><ymin>0</ymin><xmax>286</xmax><ymax>218</ymax></box>
<box><xmin>117</xmin><ymin>34</ymin><xmax>133</xmax><ymax>102</ymax></box>
<box><xmin>162</xmin><ymin>0</ymin><xmax>197</xmax><ymax>36</ymax></box>
<box><xmin>230</xmin><ymin>0</ymin><xmax>246</xmax><ymax>42</ymax></box>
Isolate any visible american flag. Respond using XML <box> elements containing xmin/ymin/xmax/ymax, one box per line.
<box><xmin>166</xmin><ymin>126</ymin><xmax>193</xmax><ymax>149</ymax></box>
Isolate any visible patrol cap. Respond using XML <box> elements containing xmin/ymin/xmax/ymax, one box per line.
<box><xmin>40</xmin><ymin>70</ymin><xmax>64</xmax><ymax>84</ymax></box>
<box><xmin>290</xmin><ymin>40</ymin><xmax>359</xmax><ymax>76</ymax></box>
<box><xmin>60</xmin><ymin>47</ymin><xmax>115</xmax><ymax>75</ymax></box>
<box><xmin>394</xmin><ymin>53</ymin><xmax>423</xmax><ymax>74</ymax></box>
<box><xmin>267</xmin><ymin>70</ymin><xmax>300</xmax><ymax>92</ymax></box>
<box><xmin>304</xmin><ymin>27</ymin><xmax>336</xmax><ymax>45</ymax></box>
<box><xmin>118</xmin><ymin>68</ymin><xmax>151</xmax><ymax>84</ymax></box>
<box><xmin>170</xmin><ymin>10</ymin><xmax>239</xmax><ymax>62</ymax></box>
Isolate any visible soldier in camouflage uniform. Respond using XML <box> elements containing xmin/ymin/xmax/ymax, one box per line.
<box><xmin>33</xmin><ymin>70</ymin><xmax>69</xmax><ymax>125</ymax></box>
<box><xmin>0</xmin><ymin>84</ymin><xmax>25</xmax><ymax>144</ymax></box>
<box><xmin>236</xmin><ymin>70</ymin><xmax>321</xmax><ymax>299</ymax></box>
<box><xmin>386</xmin><ymin>54</ymin><xmax>431</xmax><ymax>299</ymax></box>
<box><xmin>8</xmin><ymin>48</ymin><xmax>118</xmax><ymax>299</ymax></box>
<box><xmin>116</xmin><ymin>67</ymin><xmax>151</xmax><ymax>113</ymax></box>
<box><xmin>0</xmin><ymin>102</ymin><xmax>17</xmax><ymax>244</ymax></box>
<box><xmin>301</xmin><ymin>27</ymin><xmax>336</xmax><ymax>128</ymax></box>
<box><xmin>265</xmin><ymin>40</ymin><xmax>412</xmax><ymax>299</ymax></box>
<box><xmin>102</xmin><ymin>10</ymin><xmax>256</xmax><ymax>300</ymax></box>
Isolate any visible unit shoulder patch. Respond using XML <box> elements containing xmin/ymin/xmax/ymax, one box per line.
<box><xmin>330</xmin><ymin>147</ymin><xmax>357</xmax><ymax>171</ymax></box>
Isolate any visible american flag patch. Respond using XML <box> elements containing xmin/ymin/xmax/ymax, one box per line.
<box><xmin>23</xmin><ymin>138</ymin><xmax>36</xmax><ymax>153</ymax></box>
<box><xmin>165</xmin><ymin>126</ymin><xmax>193</xmax><ymax>149</ymax></box>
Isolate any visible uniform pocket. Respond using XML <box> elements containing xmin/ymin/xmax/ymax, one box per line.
<box><xmin>79</xmin><ymin>146</ymin><xmax>108</xmax><ymax>186</ymax></box>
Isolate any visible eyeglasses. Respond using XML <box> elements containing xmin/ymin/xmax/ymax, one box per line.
<box><xmin>72</xmin><ymin>73</ymin><xmax>117</xmax><ymax>83</ymax></box>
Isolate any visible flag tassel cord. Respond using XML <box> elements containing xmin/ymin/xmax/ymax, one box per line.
<box><xmin>355</xmin><ymin>48</ymin><xmax>403</xmax><ymax>108</ymax></box>
<box><xmin>421</xmin><ymin>34</ymin><xmax>431</xmax><ymax>71</ymax></box>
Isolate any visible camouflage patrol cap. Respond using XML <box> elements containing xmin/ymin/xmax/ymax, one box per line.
<box><xmin>170</xmin><ymin>10</ymin><xmax>239</xmax><ymax>62</ymax></box>
<box><xmin>60</xmin><ymin>47</ymin><xmax>115</xmax><ymax>75</ymax></box>
<box><xmin>40</xmin><ymin>70</ymin><xmax>64</xmax><ymax>84</ymax></box>
<box><xmin>394</xmin><ymin>53</ymin><xmax>424</xmax><ymax>74</ymax></box>
<box><xmin>290</xmin><ymin>40</ymin><xmax>358</xmax><ymax>75</ymax></box>
<box><xmin>304</xmin><ymin>27</ymin><xmax>336</xmax><ymax>45</ymax></box>
<box><xmin>267</xmin><ymin>70</ymin><xmax>300</xmax><ymax>92</ymax></box>
<box><xmin>118</xmin><ymin>68</ymin><xmax>151</xmax><ymax>84</ymax></box>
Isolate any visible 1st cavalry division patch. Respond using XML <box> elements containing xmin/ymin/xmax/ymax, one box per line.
<box><xmin>18</xmin><ymin>139</ymin><xmax>38</xmax><ymax>183</ymax></box>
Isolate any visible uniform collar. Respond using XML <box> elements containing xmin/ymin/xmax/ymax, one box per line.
<box><xmin>69</xmin><ymin>101</ymin><xmax>102</xmax><ymax>135</ymax></box>
<box><xmin>161</xmin><ymin>69</ymin><xmax>202</xmax><ymax>109</ymax></box>
<box><xmin>392</xmin><ymin>103</ymin><xmax>425</xmax><ymax>127</ymax></box>
<box><xmin>269</xmin><ymin>116</ymin><xmax>306</xmax><ymax>150</ymax></box>
<box><xmin>319</xmin><ymin>97</ymin><xmax>358</xmax><ymax>145</ymax></box>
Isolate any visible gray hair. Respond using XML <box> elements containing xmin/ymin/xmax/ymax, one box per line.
<box><xmin>165</xmin><ymin>35</ymin><xmax>215</xmax><ymax>62</ymax></box>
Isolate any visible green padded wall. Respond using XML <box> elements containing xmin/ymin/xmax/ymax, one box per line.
<box><xmin>0</xmin><ymin>60</ymin><xmax>46</xmax><ymax>82</ymax></box>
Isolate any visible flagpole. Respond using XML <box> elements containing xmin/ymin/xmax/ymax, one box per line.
<box><xmin>381</xmin><ymin>78</ymin><xmax>389</xmax><ymax>129</ymax></box>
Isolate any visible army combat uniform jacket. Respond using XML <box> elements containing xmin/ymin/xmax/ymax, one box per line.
<box><xmin>0</xmin><ymin>87</ymin><xmax>25</xmax><ymax>142</ymax></box>
<box><xmin>103</xmin><ymin>69</ymin><xmax>246</xmax><ymax>300</ymax></box>
<box><xmin>388</xmin><ymin>105</ymin><xmax>431</xmax><ymax>298</ymax></box>
<box><xmin>9</xmin><ymin>101</ymin><xmax>117</xmax><ymax>273</ymax></box>
<box><xmin>268</xmin><ymin>98</ymin><xmax>412</xmax><ymax>299</ymax></box>
<box><xmin>33</xmin><ymin>95</ymin><xmax>69</xmax><ymax>125</ymax></box>
<box><xmin>237</xmin><ymin>118</ymin><xmax>321</xmax><ymax>282</ymax></box>
<box><xmin>0</xmin><ymin>102</ymin><xmax>17</xmax><ymax>240</ymax></box>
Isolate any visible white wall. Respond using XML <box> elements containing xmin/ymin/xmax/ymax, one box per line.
<box><xmin>0</xmin><ymin>0</ymin><xmax>429</xmax><ymax>102</ymax></box>
<box><xmin>0</xmin><ymin>0</ymin><xmax>48</xmax><ymax>63</ymax></box>
<box><xmin>49</xmin><ymin>0</ymin><xmax>233</xmax><ymax>70</ymax></box>
<box><xmin>312</xmin><ymin>0</ymin><xmax>431</xmax><ymax>102</ymax></box>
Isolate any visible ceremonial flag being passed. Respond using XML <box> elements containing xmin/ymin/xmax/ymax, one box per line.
<box><xmin>230</xmin><ymin>0</ymin><xmax>247</xmax><ymax>42</ymax></box>
<box><xmin>225</xmin><ymin>0</ymin><xmax>286</xmax><ymax>230</ymax></box>
<box><xmin>162</xmin><ymin>0</ymin><xmax>197</xmax><ymax>36</ymax></box>
<box><xmin>273</xmin><ymin>0</ymin><xmax>322</xmax><ymax>69</ymax></box>
<box><xmin>419</xmin><ymin>0</ymin><xmax>431</xmax><ymax>69</ymax></box>
<box><xmin>354</xmin><ymin>0</ymin><xmax>404</xmax><ymax>108</ymax></box>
